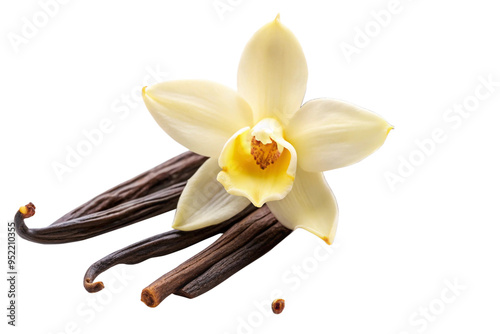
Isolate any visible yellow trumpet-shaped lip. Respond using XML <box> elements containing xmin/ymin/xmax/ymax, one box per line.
<box><xmin>217</xmin><ymin>119</ymin><xmax>297</xmax><ymax>207</ymax></box>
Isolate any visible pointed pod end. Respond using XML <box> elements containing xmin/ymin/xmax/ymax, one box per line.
<box><xmin>84</xmin><ymin>278</ymin><xmax>105</xmax><ymax>293</ymax></box>
<box><xmin>19</xmin><ymin>202</ymin><xmax>36</xmax><ymax>219</ymax></box>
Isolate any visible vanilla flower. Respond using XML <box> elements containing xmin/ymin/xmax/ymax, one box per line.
<box><xmin>142</xmin><ymin>15</ymin><xmax>392</xmax><ymax>244</ymax></box>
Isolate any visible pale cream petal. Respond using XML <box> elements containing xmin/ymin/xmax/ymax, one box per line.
<box><xmin>143</xmin><ymin>80</ymin><xmax>254</xmax><ymax>158</ymax></box>
<box><xmin>267</xmin><ymin>168</ymin><xmax>338</xmax><ymax>244</ymax></box>
<box><xmin>286</xmin><ymin>99</ymin><xmax>393</xmax><ymax>172</ymax></box>
<box><xmin>237</xmin><ymin>14</ymin><xmax>308</xmax><ymax>125</ymax></box>
<box><xmin>217</xmin><ymin>123</ymin><xmax>297</xmax><ymax>208</ymax></box>
<box><xmin>173</xmin><ymin>157</ymin><xmax>251</xmax><ymax>231</ymax></box>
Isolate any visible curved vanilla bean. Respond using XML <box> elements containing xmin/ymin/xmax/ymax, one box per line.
<box><xmin>141</xmin><ymin>206</ymin><xmax>279</xmax><ymax>308</ymax></box>
<box><xmin>54</xmin><ymin>152</ymin><xmax>206</xmax><ymax>224</ymax></box>
<box><xmin>175</xmin><ymin>221</ymin><xmax>291</xmax><ymax>299</ymax></box>
<box><xmin>83</xmin><ymin>205</ymin><xmax>257</xmax><ymax>292</ymax></box>
<box><xmin>15</xmin><ymin>183</ymin><xmax>184</xmax><ymax>244</ymax></box>
<box><xmin>14</xmin><ymin>152</ymin><xmax>207</xmax><ymax>244</ymax></box>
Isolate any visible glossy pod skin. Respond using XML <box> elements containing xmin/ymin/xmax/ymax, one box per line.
<box><xmin>142</xmin><ymin>206</ymin><xmax>291</xmax><ymax>307</ymax></box>
<box><xmin>14</xmin><ymin>151</ymin><xmax>293</xmax><ymax>308</ymax></box>
<box><xmin>84</xmin><ymin>205</ymin><xmax>257</xmax><ymax>293</ymax></box>
<box><xmin>14</xmin><ymin>152</ymin><xmax>207</xmax><ymax>244</ymax></box>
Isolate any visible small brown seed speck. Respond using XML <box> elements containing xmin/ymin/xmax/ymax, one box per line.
<box><xmin>272</xmin><ymin>298</ymin><xmax>285</xmax><ymax>314</ymax></box>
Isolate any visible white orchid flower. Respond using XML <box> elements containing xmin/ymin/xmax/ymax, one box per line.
<box><xmin>142</xmin><ymin>15</ymin><xmax>392</xmax><ymax>244</ymax></box>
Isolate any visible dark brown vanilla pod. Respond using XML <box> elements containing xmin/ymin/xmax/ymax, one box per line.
<box><xmin>13</xmin><ymin>150</ymin><xmax>296</xmax><ymax>308</ymax></box>
<box><xmin>140</xmin><ymin>206</ymin><xmax>282</xmax><ymax>308</ymax></box>
<box><xmin>175</xmin><ymin>221</ymin><xmax>291</xmax><ymax>299</ymax></box>
<box><xmin>83</xmin><ymin>205</ymin><xmax>257</xmax><ymax>293</ymax></box>
<box><xmin>14</xmin><ymin>152</ymin><xmax>206</xmax><ymax>244</ymax></box>
<box><xmin>15</xmin><ymin>183</ymin><xmax>184</xmax><ymax>244</ymax></box>
<box><xmin>54</xmin><ymin>152</ymin><xmax>206</xmax><ymax>224</ymax></box>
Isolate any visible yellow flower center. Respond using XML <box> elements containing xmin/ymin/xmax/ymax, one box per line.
<box><xmin>217</xmin><ymin>118</ymin><xmax>297</xmax><ymax>207</ymax></box>
<box><xmin>251</xmin><ymin>137</ymin><xmax>281</xmax><ymax>169</ymax></box>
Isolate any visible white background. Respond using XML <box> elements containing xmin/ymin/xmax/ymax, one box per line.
<box><xmin>1</xmin><ymin>0</ymin><xmax>500</xmax><ymax>333</ymax></box>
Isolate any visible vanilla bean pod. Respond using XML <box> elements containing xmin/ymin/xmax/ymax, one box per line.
<box><xmin>141</xmin><ymin>206</ymin><xmax>286</xmax><ymax>308</ymax></box>
<box><xmin>175</xmin><ymin>221</ymin><xmax>291</xmax><ymax>299</ymax></box>
<box><xmin>54</xmin><ymin>152</ymin><xmax>206</xmax><ymax>224</ymax></box>
<box><xmin>14</xmin><ymin>152</ymin><xmax>206</xmax><ymax>244</ymax></box>
<box><xmin>14</xmin><ymin>150</ymin><xmax>295</xmax><ymax>308</ymax></box>
<box><xmin>83</xmin><ymin>205</ymin><xmax>257</xmax><ymax>292</ymax></box>
<box><xmin>15</xmin><ymin>184</ymin><xmax>182</xmax><ymax>244</ymax></box>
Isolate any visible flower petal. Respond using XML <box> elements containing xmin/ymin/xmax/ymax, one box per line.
<box><xmin>286</xmin><ymin>99</ymin><xmax>393</xmax><ymax>172</ymax></box>
<box><xmin>173</xmin><ymin>157</ymin><xmax>251</xmax><ymax>231</ymax></box>
<box><xmin>143</xmin><ymin>80</ymin><xmax>254</xmax><ymax>158</ymax></box>
<box><xmin>267</xmin><ymin>168</ymin><xmax>338</xmax><ymax>244</ymax></box>
<box><xmin>237</xmin><ymin>14</ymin><xmax>308</xmax><ymax>125</ymax></box>
<box><xmin>217</xmin><ymin>124</ymin><xmax>297</xmax><ymax>207</ymax></box>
